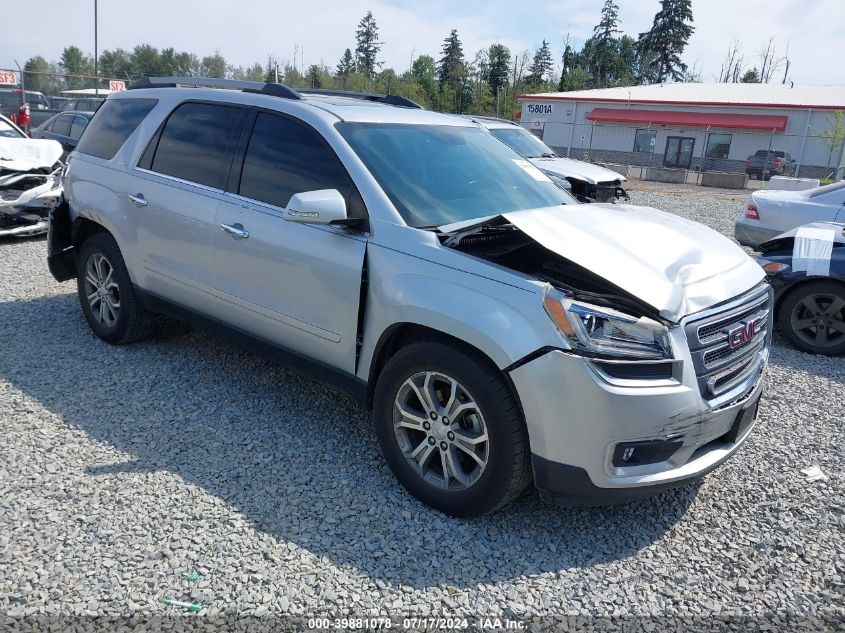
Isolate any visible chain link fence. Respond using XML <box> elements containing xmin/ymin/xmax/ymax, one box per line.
<box><xmin>0</xmin><ymin>69</ymin><xmax>132</xmax><ymax>134</ymax></box>
<box><xmin>536</xmin><ymin>121</ymin><xmax>845</xmax><ymax>183</ymax></box>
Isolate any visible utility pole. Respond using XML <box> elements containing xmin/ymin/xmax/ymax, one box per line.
<box><xmin>94</xmin><ymin>0</ymin><xmax>99</xmax><ymax>96</ymax></box>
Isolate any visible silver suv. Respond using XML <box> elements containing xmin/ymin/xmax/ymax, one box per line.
<box><xmin>48</xmin><ymin>77</ymin><xmax>771</xmax><ymax>517</ymax></box>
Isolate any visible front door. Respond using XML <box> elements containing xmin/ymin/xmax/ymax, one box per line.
<box><xmin>664</xmin><ymin>136</ymin><xmax>695</xmax><ymax>169</ymax></box>
<box><xmin>213</xmin><ymin>110</ymin><xmax>368</xmax><ymax>373</ymax></box>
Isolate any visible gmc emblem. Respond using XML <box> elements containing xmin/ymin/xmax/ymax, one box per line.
<box><xmin>727</xmin><ymin>317</ymin><xmax>765</xmax><ymax>349</ymax></box>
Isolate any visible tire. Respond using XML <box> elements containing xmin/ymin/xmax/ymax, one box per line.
<box><xmin>777</xmin><ymin>281</ymin><xmax>845</xmax><ymax>356</ymax></box>
<box><xmin>373</xmin><ymin>339</ymin><xmax>531</xmax><ymax>517</ymax></box>
<box><xmin>76</xmin><ymin>233</ymin><xmax>154</xmax><ymax>345</ymax></box>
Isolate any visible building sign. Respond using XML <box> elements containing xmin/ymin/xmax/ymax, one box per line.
<box><xmin>530</xmin><ymin>120</ymin><xmax>545</xmax><ymax>131</ymax></box>
<box><xmin>526</xmin><ymin>103</ymin><xmax>553</xmax><ymax>115</ymax></box>
<box><xmin>109</xmin><ymin>80</ymin><xmax>126</xmax><ymax>92</ymax></box>
<box><xmin>0</xmin><ymin>71</ymin><xmax>19</xmax><ymax>86</ymax></box>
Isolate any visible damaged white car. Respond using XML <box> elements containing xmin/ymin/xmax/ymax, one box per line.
<box><xmin>50</xmin><ymin>80</ymin><xmax>770</xmax><ymax>517</ymax></box>
<box><xmin>467</xmin><ymin>116</ymin><xmax>628</xmax><ymax>203</ymax></box>
<box><xmin>1</xmin><ymin>116</ymin><xmax>63</xmax><ymax>238</ymax></box>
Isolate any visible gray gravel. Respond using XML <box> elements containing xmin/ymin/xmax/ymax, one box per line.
<box><xmin>0</xmin><ymin>184</ymin><xmax>843</xmax><ymax>629</ymax></box>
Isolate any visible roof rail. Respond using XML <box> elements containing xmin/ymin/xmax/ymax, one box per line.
<box><xmin>463</xmin><ymin>114</ymin><xmax>518</xmax><ymax>126</ymax></box>
<box><xmin>297</xmin><ymin>88</ymin><xmax>422</xmax><ymax>109</ymax></box>
<box><xmin>127</xmin><ymin>76</ymin><xmax>301</xmax><ymax>100</ymax></box>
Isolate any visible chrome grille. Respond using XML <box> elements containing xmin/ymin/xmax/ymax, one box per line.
<box><xmin>684</xmin><ymin>284</ymin><xmax>772</xmax><ymax>403</ymax></box>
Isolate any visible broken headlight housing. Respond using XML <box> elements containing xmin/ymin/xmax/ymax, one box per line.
<box><xmin>543</xmin><ymin>286</ymin><xmax>672</xmax><ymax>360</ymax></box>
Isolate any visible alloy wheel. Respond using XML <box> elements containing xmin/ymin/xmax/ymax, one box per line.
<box><xmin>83</xmin><ymin>253</ymin><xmax>121</xmax><ymax>328</ymax></box>
<box><xmin>393</xmin><ymin>371</ymin><xmax>489</xmax><ymax>491</ymax></box>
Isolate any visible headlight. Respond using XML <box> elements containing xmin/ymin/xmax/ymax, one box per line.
<box><xmin>543</xmin><ymin>286</ymin><xmax>672</xmax><ymax>360</ymax></box>
<box><xmin>754</xmin><ymin>257</ymin><xmax>789</xmax><ymax>275</ymax></box>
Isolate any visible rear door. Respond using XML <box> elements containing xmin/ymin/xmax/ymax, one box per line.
<box><xmin>131</xmin><ymin>101</ymin><xmax>248</xmax><ymax>316</ymax></box>
<box><xmin>213</xmin><ymin>110</ymin><xmax>368</xmax><ymax>372</ymax></box>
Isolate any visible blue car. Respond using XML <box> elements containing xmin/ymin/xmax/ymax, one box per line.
<box><xmin>755</xmin><ymin>222</ymin><xmax>845</xmax><ymax>355</ymax></box>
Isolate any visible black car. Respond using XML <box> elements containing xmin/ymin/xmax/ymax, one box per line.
<box><xmin>756</xmin><ymin>222</ymin><xmax>845</xmax><ymax>355</ymax></box>
<box><xmin>29</xmin><ymin>110</ymin><xmax>94</xmax><ymax>156</ymax></box>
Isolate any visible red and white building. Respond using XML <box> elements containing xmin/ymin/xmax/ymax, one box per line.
<box><xmin>518</xmin><ymin>83</ymin><xmax>845</xmax><ymax>179</ymax></box>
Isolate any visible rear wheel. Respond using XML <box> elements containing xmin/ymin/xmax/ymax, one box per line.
<box><xmin>778</xmin><ymin>281</ymin><xmax>845</xmax><ymax>355</ymax></box>
<box><xmin>373</xmin><ymin>339</ymin><xmax>531</xmax><ymax>517</ymax></box>
<box><xmin>77</xmin><ymin>233</ymin><xmax>154</xmax><ymax>344</ymax></box>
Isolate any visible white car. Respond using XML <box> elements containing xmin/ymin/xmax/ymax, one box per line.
<box><xmin>735</xmin><ymin>181</ymin><xmax>845</xmax><ymax>247</ymax></box>
<box><xmin>467</xmin><ymin>116</ymin><xmax>628</xmax><ymax>203</ymax></box>
<box><xmin>0</xmin><ymin>115</ymin><xmax>64</xmax><ymax>238</ymax></box>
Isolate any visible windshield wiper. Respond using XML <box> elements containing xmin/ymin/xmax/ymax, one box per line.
<box><xmin>540</xmin><ymin>152</ymin><xmax>557</xmax><ymax>158</ymax></box>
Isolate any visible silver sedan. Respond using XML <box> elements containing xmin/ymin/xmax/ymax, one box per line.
<box><xmin>735</xmin><ymin>181</ymin><xmax>845</xmax><ymax>247</ymax></box>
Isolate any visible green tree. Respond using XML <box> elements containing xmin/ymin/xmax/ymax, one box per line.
<box><xmin>592</xmin><ymin>0</ymin><xmax>621</xmax><ymax>87</ymax></box>
<box><xmin>437</xmin><ymin>29</ymin><xmax>464</xmax><ymax>86</ymax></box>
<box><xmin>526</xmin><ymin>39</ymin><xmax>553</xmax><ymax>88</ymax></box>
<box><xmin>486</xmin><ymin>43</ymin><xmax>511</xmax><ymax>97</ymax></box>
<box><xmin>336</xmin><ymin>48</ymin><xmax>355</xmax><ymax>88</ymax></box>
<box><xmin>201</xmin><ymin>52</ymin><xmax>227</xmax><ymax>78</ymax></box>
<box><xmin>23</xmin><ymin>56</ymin><xmax>49</xmax><ymax>92</ymax></box>
<box><xmin>740</xmin><ymin>67</ymin><xmax>760</xmax><ymax>83</ymax></box>
<box><xmin>637</xmin><ymin>0</ymin><xmax>694</xmax><ymax>83</ymax></box>
<box><xmin>355</xmin><ymin>11</ymin><xmax>382</xmax><ymax>80</ymax></box>
<box><xmin>131</xmin><ymin>44</ymin><xmax>163</xmax><ymax>77</ymax></box>
<box><xmin>306</xmin><ymin>64</ymin><xmax>323</xmax><ymax>88</ymax></box>
<box><xmin>411</xmin><ymin>54</ymin><xmax>437</xmax><ymax>103</ymax></box>
<box><xmin>819</xmin><ymin>110</ymin><xmax>845</xmax><ymax>168</ymax></box>
<box><xmin>61</xmin><ymin>45</ymin><xmax>93</xmax><ymax>88</ymax></box>
<box><xmin>99</xmin><ymin>48</ymin><xmax>133</xmax><ymax>79</ymax></box>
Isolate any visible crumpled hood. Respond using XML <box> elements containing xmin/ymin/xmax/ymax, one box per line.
<box><xmin>529</xmin><ymin>156</ymin><xmax>626</xmax><ymax>185</ymax></box>
<box><xmin>0</xmin><ymin>138</ymin><xmax>63</xmax><ymax>172</ymax></box>
<box><xmin>502</xmin><ymin>203</ymin><xmax>765</xmax><ymax>322</ymax></box>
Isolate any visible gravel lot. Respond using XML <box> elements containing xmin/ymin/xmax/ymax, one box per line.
<box><xmin>1</xmin><ymin>183</ymin><xmax>843</xmax><ymax>630</ymax></box>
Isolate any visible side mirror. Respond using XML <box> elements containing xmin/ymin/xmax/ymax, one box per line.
<box><xmin>283</xmin><ymin>189</ymin><xmax>350</xmax><ymax>225</ymax></box>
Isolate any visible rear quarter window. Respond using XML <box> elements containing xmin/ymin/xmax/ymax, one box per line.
<box><xmin>76</xmin><ymin>98</ymin><xmax>158</xmax><ymax>160</ymax></box>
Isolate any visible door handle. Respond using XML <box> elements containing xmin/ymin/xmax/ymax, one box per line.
<box><xmin>128</xmin><ymin>193</ymin><xmax>147</xmax><ymax>207</ymax></box>
<box><xmin>220</xmin><ymin>222</ymin><xmax>249</xmax><ymax>240</ymax></box>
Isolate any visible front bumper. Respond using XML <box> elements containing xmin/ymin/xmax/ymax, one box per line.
<box><xmin>509</xmin><ymin>344</ymin><xmax>766</xmax><ymax>506</ymax></box>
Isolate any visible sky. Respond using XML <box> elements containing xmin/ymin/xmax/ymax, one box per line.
<box><xmin>2</xmin><ymin>0</ymin><xmax>843</xmax><ymax>85</ymax></box>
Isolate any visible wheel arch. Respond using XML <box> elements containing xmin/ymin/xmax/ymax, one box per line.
<box><xmin>364</xmin><ymin>323</ymin><xmax>527</xmax><ymax>421</ymax></box>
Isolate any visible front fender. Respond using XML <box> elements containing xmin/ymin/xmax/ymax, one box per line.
<box><xmin>357</xmin><ymin>244</ymin><xmax>562</xmax><ymax>381</ymax></box>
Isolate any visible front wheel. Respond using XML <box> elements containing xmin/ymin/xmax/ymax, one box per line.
<box><xmin>777</xmin><ymin>281</ymin><xmax>845</xmax><ymax>355</ymax></box>
<box><xmin>373</xmin><ymin>339</ymin><xmax>531</xmax><ymax>517</ymax></box>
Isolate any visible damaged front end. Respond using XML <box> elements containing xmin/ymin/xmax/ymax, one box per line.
<box><xmin>0</xmin><ymin>138</ymin><xmax>64</xmax><ymax>238</ymax></box>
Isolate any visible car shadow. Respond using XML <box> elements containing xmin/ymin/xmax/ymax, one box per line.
<box><xmin>0</xmin><ymin>292</ymin><xmax>701</xmax><ymax>589</ymax></box>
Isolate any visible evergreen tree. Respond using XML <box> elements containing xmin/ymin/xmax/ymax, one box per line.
<box><xmin>558</xmin><ymin>43</ymin><xmax>574</xmax><ymax>91</ymax></box>
<box><xmin>592</xmin><ymin>0</ymin><xmax>621</xmax><ymax>86</ymax></box>
<box><xmin>526</xmin><ymin>40</ymin><xmax>553</xmax><ymax>87</ymax></box>
<box><xmin>336</xmin><ymin>48</ymin><xmax>355</xmax><ymax>86</ymax></box>
<box><xmin>437</xmin><ymin>29</ymin><xmax>464</xmax><ymax>87</ymax></box>
<box><xmin>637</xmin><ymin>0</ymin><xmax>694</xmax><ymax>83</ymax></box>
<box><xmin>306</xmin><ymin>64</ymin><xmax>323</xmax><ymax>88</ymax></box>
<box><xmin>740</xmin><ymin>67</ymin><xmax>760</xmax><ymax>83</ymax></box>
<box><xmin>355</xmin><ymin>11</ymin><xmax>382</xmax><ymax>80</ymax></box>
<box><xmin>486</xmin><ymin>43</ymin><xmax>511</xmax><ymax>97</ymax></box>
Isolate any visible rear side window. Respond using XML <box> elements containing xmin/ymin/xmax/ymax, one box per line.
<box><xmin>150</xmin><ymin>102</ymin><xmax>245</xmax><ymax>189</ymax></box>
<box><xmin>69</xmin><ymin>115</ymin><xmax>88</xmax><ymax>140</ymax></box>
<box><xmin>76</xmin><ymin>98</ymin><xmax>157</xmax><ymax>160</ymax></box>
<box><xmin>239</xmin><ymin>112</ymin><xmax>361</xmax><ymax>213</ymax></box>
<box><xmin>51</xmin><ymin>115</ymin><xmax>72</xmax><ymax>136</ymax></box>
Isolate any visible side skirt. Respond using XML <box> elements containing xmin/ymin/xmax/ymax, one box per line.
<box><xmin>137</xmin><ymin>290</ymin><xmax>369</xmax><ymax>407</ymax></box>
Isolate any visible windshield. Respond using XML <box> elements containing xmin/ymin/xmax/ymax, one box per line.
<box><xmin>490</xmin><ymin>127</ymin><xmax>556</xmax><ymax>159</ymax></box>
<box><xmin>339</xmin><ymin>123</ymin><xmax>573</xmax><ymax>227</ymax></box>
